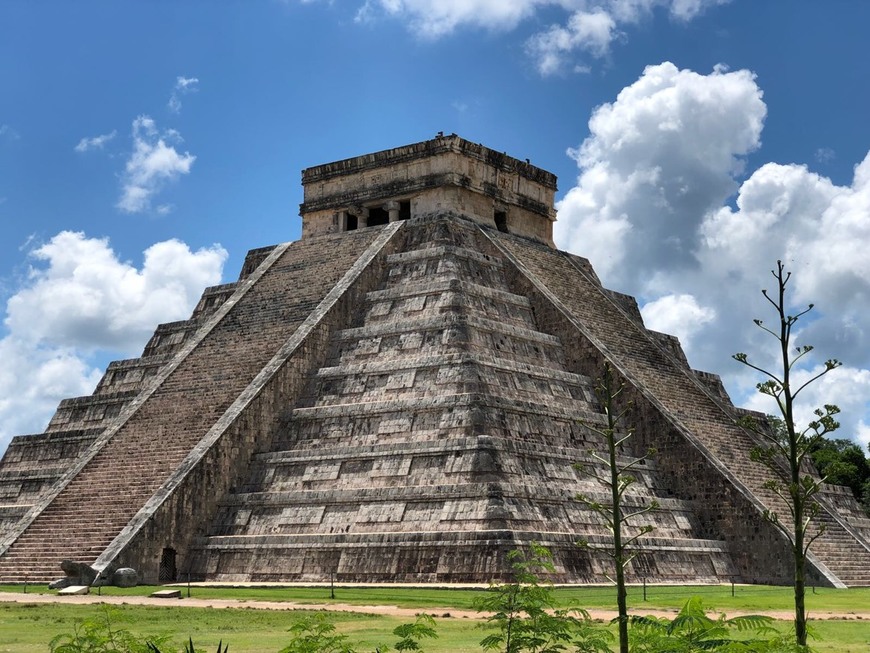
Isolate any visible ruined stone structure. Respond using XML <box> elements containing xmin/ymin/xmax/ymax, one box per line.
<box><xmin>1</xmin><ymin>134</ymin><xmax>870</xmax><ymax>586</ymax></box>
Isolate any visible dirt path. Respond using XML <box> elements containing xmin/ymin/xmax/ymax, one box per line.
<box><xmin>1</xmin><ymin>591</ymin><xmax>868</xmax><ymax>621</ymax></box>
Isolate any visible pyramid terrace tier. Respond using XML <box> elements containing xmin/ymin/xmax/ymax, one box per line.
<box><xmin>271</xmin><ymin>394</ymin><xmax>608</xmax><ymax>451</ymax></box>
<box><xmin>209</xmin><ymin>485</ymin><xmax>699</xmax><ymax>540</ymax></box>
<box><xmin>229</xmin><ymin>437</ymin><xmax>674</xmax><ymax>502</ymax></box>
<box><xmin>306</xmin><ymin>352</ymin><xmax>597</xmax><ymax>409</ymax></box>
<box><xmin>45</xmin><ymin>391</ymin><xmax>139</xmax><ymax>433</ymax></box>
<box><xmin>190</xmin><ymin>529</ymin><xmax>735</xmax><ymax>584</ymax></box>
<box><xmin>190</xmin><ymin>282</ymin><xmax>240</xmax><ymax>320</ymax></box>
<box><xmin>300</xmin><ymin>358</ymin><xmax>597</xmax><ymax>411</ymax></box>
<box><xmin>330</xmin><ymin>313</ymin><xmax>568</xmax><ymax>370</ymax></box>
<box><xmin>365</xmin><ymin>277</ymin><xmax>534</xmax><ymax>325</ymax></box>
<box><xmin>92</xmin><ymin>353</ymin><xmax>173</xmax><ymax>395</ymax></box>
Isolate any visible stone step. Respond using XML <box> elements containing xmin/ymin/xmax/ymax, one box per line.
<box><xmin>315</xmin><ymin>351</ymin><xmax>592</xmax><ymax>389</ymax></box>
<box><xmin>335</xmin><ymin>312</ymin><xmax>559</xmax><ymax>346</ymax></box>
<box><xmin>255</xmin><ymin>435</ymin><xmax>653</xmax><ymax>470</ymax></box>
<box><xmin>199</xmin><ymin>531</ymin><xmax>730</xmax><ymax>553</ymax></box>
<box><xmin>368</xmin><ymin>278</ymin><xmax>530</xmax><ymax>310</ymax></box>
<box><xmin>217</xmin><ymin>482</ymin><xmax>677</xmax><ymax>510</ymax></box>
<box><xmin>288</xmin><ymin>392</ymin><xmax>606</xmax><ymax>425</ymax></box>
<box><xmin>385</xmin><ymin>245</ymin><xmax>504</xmax><ymax>267</ymax></box>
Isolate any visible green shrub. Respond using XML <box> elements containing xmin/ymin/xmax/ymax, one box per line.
<box><xmin>392</xmin><ymin>613</ymin><xmax>438</xmax><ymax>651</ymax></box>
<box><xmin>277</xmin><ymin>613</ymin><xmax>358</xmax><ymax>653</ymax></box>
<box><xmin>474</xmin><ymin>544</ymin><xmax>611</xmax><ymax>653</ymax></box>
<box><xmin>49</xmin><ymin>606</ymin><xmax>173</xmax><ymax>653</ymax></box>
<box><xmin>628</xmin><ymin>596</ymin><xmax>800</xmax><ymax>652</ymax></box>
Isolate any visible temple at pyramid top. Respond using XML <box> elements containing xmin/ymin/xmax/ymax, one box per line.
<box><xmin>299</xmin><ymin>133</ymin><xmax>558</xmax><ymax>245</ymax></box>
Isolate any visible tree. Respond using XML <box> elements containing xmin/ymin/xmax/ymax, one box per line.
<box><xmin>733</xmin><ymin>260</ymin><xmax>841</xmax><ymax>647</ymax></box>
<box><xmin>575</xmin><ymin>363</ymin><xmax>657</xmax><ymax>653</ymax></box>
<box><xmin>473</xmin><ymin>544</ymin><xmax>611</xmax><ymax>653</ymax></box>
<box><xmin>809</xmin><ymin>437</ymin><xmax>870</xmax><ymax>500</ymax></box>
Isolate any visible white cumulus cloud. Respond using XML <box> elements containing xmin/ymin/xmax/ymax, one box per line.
<box><xmin>0</xmin><ymin>336</ymin><xmax>103</xmax><ymax>442</ymax></box>
<box><xmin>641</xmin><ymin>293</ymin><xmax>715</xmax><ymax>351</ymax></box>
<box><xmin>117</xmin><ymin>116</ymin><xmax>196</xmax><ymax>214</ymax></box>
<box><xmin>526</xmin><ymin>9</ymin><xmax>618</xmax><ymax>75</ymax></box>
<box><xmin>168</xmin><ymin>75</ymin><xmax>200</xmax><ymax>113</ymax></box>
<box><xmin>528</xmin><ymin>1</ymin><xmax>730</xmax><ymax>73</ymax></box>
<box><xmin>556</xmin><ymin>61</ymin><xmax>766</xmax><ymax>282</ymax></box>
<box><xmin>697</xmin><ymin>152</ymin><xmax>870</xmax><ymax>379</ymax></box>
<box><xmin>344</xmin><ymin>1</ymin><xmax>728</xmax><ymax>71</ymax></box>
<box><xmin>554</xmin><ymin>61</ymin><xmax>870</xmax><ymax>443</ymax></box>
<box><xmin>6</xmin><ymin>231</ymin><xmax>227</xmax><ymax>351</ymax></box>
<box><xmin>0</xmin><ymin>123</ymin><xmax>20</xmax><ymax>140</ymax></box>
<box><xmin>356</xmin><ymin>0</ymin><xmax>542</xmax><ymax>37</ymax></box>
<box><xmin>74</xmin><ymin>130</ymin><xmax>117</xmax><ymax>153</ymax></box>
<box><xmin>744</xmin><ymin>364</ymin><xmax>870</xmax><ymax>445</ymax></box>
<box><xmin>0</xmin><ymin>231</ymin><xmax>227</xmax><ymax>452</ymax></box>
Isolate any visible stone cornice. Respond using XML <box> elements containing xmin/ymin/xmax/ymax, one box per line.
<box><xmin>301</xmin><ymin>134</ymin><xmax>557</xmax><ymax>189</ymax></box>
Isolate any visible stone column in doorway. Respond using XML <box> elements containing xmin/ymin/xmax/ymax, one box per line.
<box><xmin>385</xmin><ymin>200</ymin><xmax>401</xmax><ymax>223</ymax></box>
<box><xmin>351</xmin><ymin>206</ymin><xmax>369</xmax><ymax>228</ymax></box>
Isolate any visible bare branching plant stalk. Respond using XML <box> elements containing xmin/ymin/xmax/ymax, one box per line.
<box><xmin>733</xmin><ymin>260</ymin><xmax>841</xmax><ymax>648</ymax></box>
<box><xmin>576</xmin><ymin>363</ymin><xmax>657</xmax><ymax>653</ymax></box>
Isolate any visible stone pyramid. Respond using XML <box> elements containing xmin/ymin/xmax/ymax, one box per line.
<box><xmin>1</xmin><ymin>135</ymin><xmax>869</xmax><ymax>586</ymax></box>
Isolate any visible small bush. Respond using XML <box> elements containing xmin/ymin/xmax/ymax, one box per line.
<box><xmin>474</xmin><ymin>544</ymin><xmax>612</xmax><ymax>653</ymax></box>
<box><xmin>278</xmin><ymin>613</ymin><xmax>358</xmax><ymax>653</ymax></box>
<box><xmin>49</xmin><ymin>606</ymin><xmax>173</xmax><ymax>653</ymax></box>
<box><xmin>392</xmin><ymin>613</ymin><xmax>438</xmax><ymax>651</ymax></box>
<box><xmin>628</xmin><ymin>596</ymin><xmax>799</xmax><ymax>652</ymax></box>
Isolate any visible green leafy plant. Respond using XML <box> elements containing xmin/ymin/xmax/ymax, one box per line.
<box><xmin>733</xmin><ymin>260</ymin><xmax>841</xmax><ymax>647</ymax></box>
<box><xmin>278</xmin><ymin>613</ymin><xmax>358</xmax><ymax>653</ymax></box>
<box><xmin>392</xmin><ymin>613</ymin><xmax>438</xmax><ymax>651</ymax></box>
<box><xmin>575</xmin><ymin>363</ymin><xmax>657</xmax><ymax>653</ymax></box>
<box><xmin>629</xmin><ymin>596</ymin><xmax>780</xmax><ymax>652</ymax></box>
<box><xmin>49</xmin><ymin>606</ymin><xmax>173</xmax><ymax>653</ymax></box>
<box><xmin>474</xmin><ymin>543</ymin><xmax>611</xmax><ymax>653</ymax></box>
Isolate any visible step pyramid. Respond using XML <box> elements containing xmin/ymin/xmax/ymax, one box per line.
<box><xmin>1</xmin><ymin>134</ymin><xmax>869</xmax><ymax>586</ymax></box>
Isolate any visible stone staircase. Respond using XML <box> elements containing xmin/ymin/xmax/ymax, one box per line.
<box><xmin>0</xmin><ymin>228</ymin><xmax>386</xmax><ymax>582</ymax></box>
<box><xmin>0</xmin><ymin>265</ymin><xmax>246</xmax><ymax>541</ymax></box>
<box><xmin>488</xmin><ymin>227</ymin><xmax>870</xmax><ymax>587</ymax></box>
<box><xmin>190</xmin><ymin>216</ymin><xmax>736</xmax><ymax>583</ymax></box>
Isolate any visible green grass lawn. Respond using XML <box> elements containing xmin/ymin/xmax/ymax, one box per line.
<box><xmin>2</xmin><ymin>584</ymin><xmax>870</xmax><ymax>652</ymax></box>
<box><xmin>3</xmin><ymin>582</ymin><xmax>869</xmax><ymax>613</ymax></box>
<box><xmin>0</xmin><ymin>604</ymin><xmax>501</xmax><ymax>653</ymax></box>
<box><xmin>1</xmin><ymin>603</ymin><xmax>870</xmax><ymax>653</ymax></box>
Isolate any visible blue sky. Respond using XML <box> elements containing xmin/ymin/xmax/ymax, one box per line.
<box><xmin>2</xmin><ymin>1</ymin><xmax>870</xmax><ymax>455</ymax></box>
